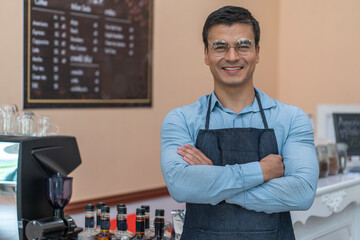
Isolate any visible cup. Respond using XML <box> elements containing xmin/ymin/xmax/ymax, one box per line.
<box><xmin>17</xmin><ymin>111</ymin><xmax>37</xmax><ymax>136</ymax></box>
<box><xmin>1</xmin><ymin>104</ymin><xmax>19</xmax><ymax>135</ymax></box>
<box><xmin>37</xmin><ymin>115</ymin><xmax>59</xmax><ymax>136</ymax></box>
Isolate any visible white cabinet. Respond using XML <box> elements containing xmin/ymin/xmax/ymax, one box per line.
<box><xmin>291</xmin><ymin>173</ymin><xmax>360</xmax><ymax>240</ymax></box>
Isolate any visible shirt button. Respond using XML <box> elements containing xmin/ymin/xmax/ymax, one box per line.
<box><xmin>236</xmin><ymin>115</ymin><xmax>240</xmax><ymax>119</ymax></box>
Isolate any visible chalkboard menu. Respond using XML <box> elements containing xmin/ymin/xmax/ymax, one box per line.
<box><xmin>23</xmin><ymin>0</ymin><xmax>153</xmax><ymax>108</ymax></box>
<box><xmin>333</xmin><ymin>113</ymin><xmax>360</xmax><ymax>156</ymax></box>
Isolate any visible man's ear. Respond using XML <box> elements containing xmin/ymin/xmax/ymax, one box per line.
<box><xmin>204</xmin><ymin>47</ymin><xmax>209</xmax><ymax>65</ymax></box>
<box><xmin>256</xmin><ymin>45</ymin><xmax>260</xmax><ymax>63</ymax></box>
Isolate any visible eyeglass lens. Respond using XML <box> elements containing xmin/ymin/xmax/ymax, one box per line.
<box><xmin>210</xmin><ymin>38</ymin><xmax>253</xmax><ymax>57</ymax></box>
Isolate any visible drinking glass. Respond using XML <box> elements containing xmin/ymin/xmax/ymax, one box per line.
<box><xmin>17</xmin><ymin>111</ymin><xmax>37</xmax><ymax>136</ymax></box>
<box><xmin>1</xmin><ymin>104</ymin><xmax>19</xmax><ymax>135</ymax></box>
<box><xmin>37</xmin><ymin>115</ymin><xmax>59</xmax><ymax>136</ymax></box>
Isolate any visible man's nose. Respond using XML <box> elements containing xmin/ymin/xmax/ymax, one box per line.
<box><xmin>224</xmin><ymin>47</ymin><xmax>241</xmax><ymax>61</ymax></box>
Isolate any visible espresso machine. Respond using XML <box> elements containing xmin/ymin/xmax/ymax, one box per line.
<box><xmin>0</xmin><ymin>135</ymin><xmax>82</xmax><ymax>240</ymax></box>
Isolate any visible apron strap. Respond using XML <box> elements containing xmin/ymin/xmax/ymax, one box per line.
<box><xmin>205</xmin><ymin>94</ymin><xmax>212</xmax><ymax>130</ymax></box>
<box><xmin>205</xmin><ymin>89</ymin><xmax>269</xmax><ymax>130</ymax></box>
<box><xmin>255</xmin><ymin>89</ymin><xmax>269</xmax><ymax>129</ymax></box>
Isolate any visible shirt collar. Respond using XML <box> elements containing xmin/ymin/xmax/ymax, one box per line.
<box><xmin>209</xmin><ymin>87</ymin><xmax>277</xmax><ymax>114</ymax></box>
<box><xmin>209</xmin><ymin>91</ymin><xmax>222</xmax><ymax>112</ymax></box>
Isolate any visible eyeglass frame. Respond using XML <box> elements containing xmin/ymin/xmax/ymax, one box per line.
<box><xmin>209</xmin><ymin>38</ymin><xmax>254</xmax><ymax>57</ymax></box>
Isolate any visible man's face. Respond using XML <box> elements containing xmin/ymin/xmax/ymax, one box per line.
<box><xmin>205</xmin><ymin>23</ymin><xmax>260</xmax><ymax>89</ymax></box>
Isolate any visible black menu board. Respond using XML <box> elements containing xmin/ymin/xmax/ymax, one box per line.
<box><xmin>333</xmin><ymin>113</ymin><xmax>360</xmax><ymax>156</ymax></box>
<box><xmin>23</xmin><ymin>0</ymin><xmax>152</xmax><ymax>108</ymax></box>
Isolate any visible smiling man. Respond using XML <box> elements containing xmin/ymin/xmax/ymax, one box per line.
<box><xmin>161</xmin><ymin>6</ymin><xmax>319</xmax><ymax>240</ymax></box>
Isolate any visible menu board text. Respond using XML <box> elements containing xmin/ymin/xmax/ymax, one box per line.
<box><xmin>24</xmin><ymin>0</ymin><xmax>152</xmax><ymax>108</ymax></box>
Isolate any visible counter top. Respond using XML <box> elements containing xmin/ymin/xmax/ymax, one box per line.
<box><xmin>291</xmin><ymin>172</ymin><xmax>360</xmax><ymax>240</ymax></box>
<box><xmin>317</xmin><ymin>172</ymin><xmax>360</xmax><ymax>195</ymax></box>
<box><xmin>291</xmin><ymin>172</ymin><xmax>360</xmax><ymax>225</ymax></box>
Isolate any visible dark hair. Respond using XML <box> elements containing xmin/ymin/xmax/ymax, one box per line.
<box><xmin>202</xmin><ymin>6</ymin><xmax>260</xmax><ymax>49</ymax></box>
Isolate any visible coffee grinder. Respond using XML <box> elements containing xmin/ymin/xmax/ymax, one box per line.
<box><xmin>10</xmin><ymin>135</ymin><xmax>83</xmax><ymax>240</ymax></box>
<box><xmin>25</xmin><ymin>172</ymin><xmax>82</xmax><ymax>240</ymax></box>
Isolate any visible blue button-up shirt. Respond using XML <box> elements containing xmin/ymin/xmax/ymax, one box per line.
<box><xmin>161</xmin><ymin>88</ymin><xmax>319</xmax><ymax>214</ymax></box>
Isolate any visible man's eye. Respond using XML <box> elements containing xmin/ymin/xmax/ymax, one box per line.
<box><xmin>237</xmin><ymin>44</ymin><xmax>251</xmax><ymax>50</ymax></box>
<box><xmin>213</xmin><ymin>45</ymin><xmax>227</xmax><ymax>51</ymax></box>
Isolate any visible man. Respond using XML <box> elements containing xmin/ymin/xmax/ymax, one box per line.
<box><xmin>161</xmin><ymin>6</ymin><xmax>318</xmax><ymax>240</ymax></box>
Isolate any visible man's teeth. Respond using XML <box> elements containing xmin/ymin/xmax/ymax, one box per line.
<box><xmin>224</xmin><ymin>67</ymin><xmax>243</xmax><ymax>70</ymax></box>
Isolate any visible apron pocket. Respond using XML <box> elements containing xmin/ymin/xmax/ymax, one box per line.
<box><xmin>194</xmin><ymin>228</ymin><xmax>278</xmax><ymax>240</ymax></box>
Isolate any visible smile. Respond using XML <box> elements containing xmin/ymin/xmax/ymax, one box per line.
<box><xmin>223</xmin><ymin>66</ymin><xmax>244</xmax><ymax>70</ymax></box>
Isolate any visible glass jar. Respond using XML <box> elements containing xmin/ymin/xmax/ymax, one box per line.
<box><xmin>327</xmin><ymin>143</ymin><xmax>339</xmax><ymax>175</ymax></box>
<box><xmin>336</xmin><ymin>143</ymin><xmax>348</xmax><ymax>174</ymax></box>
<box><xmin>316</xmin><ymin>145</ymin><xmax>329</xmax><ymax>178</ymax></box>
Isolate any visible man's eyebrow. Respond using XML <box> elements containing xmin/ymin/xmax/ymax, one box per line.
<box><xmin>211</xmin><ymin>40</ymin><xmax>227</xmax><ymax>45</ymax></box>
<box><xmin>237</xmin><ymin>38</ymin><xmax>253</xmax><ymax>44</ymax></box>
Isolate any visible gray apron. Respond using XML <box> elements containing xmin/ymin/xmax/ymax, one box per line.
<box><xmin>181</xmin><ymin>90</ymin><xmax>295</xmax><ymax>240</ymax></box>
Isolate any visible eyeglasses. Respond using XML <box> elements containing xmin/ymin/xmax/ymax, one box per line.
<box><xmin>209</xmin><ymin>38</ymin><xmax>254</xmax><ymax>57</ymax></box>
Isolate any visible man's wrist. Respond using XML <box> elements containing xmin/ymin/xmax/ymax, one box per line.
<box><xmin>239</xmin><ymin>162</ymin><xmax>264</xmax><ymax>190</ymax></box>
<box><xmin>259</xmin><ymin>161</ymin><xmax>269</xmax><ymax>182</ymax></box>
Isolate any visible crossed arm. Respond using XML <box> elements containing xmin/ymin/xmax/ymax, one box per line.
<box><xmin>161</xmin><ymin>110</ymin><xmax>319</xmax><ymax>213</ymax></box>
<box><xmin>178</xmin><ymin>144</ymin><xmax>284</xmax><ymax>182</ymax></box>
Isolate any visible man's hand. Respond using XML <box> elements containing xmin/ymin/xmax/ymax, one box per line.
<box><xmin>259</xmin><ymin>154</ymin><xmax>284</xmax><ymax>182</ymax></box>
<box><xmin>178</xmin><ymin>144</ymin><xmax>213</xmax><ymax>165</ymax></box>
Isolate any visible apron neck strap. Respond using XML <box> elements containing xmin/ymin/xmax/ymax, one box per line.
<box><xmin>255</xmin><ymin>89</ymin><xmax>269</xmax><ymax>129</ymax></box>
<box><xmin>205</xmin><ymin>89</ymin><xmax>269</xmax><ymax>130</ymax></box>
<box><xmin>205</xmin><ymin>94</ymin><xmax>212</xmax><ymax>130</ymax></box>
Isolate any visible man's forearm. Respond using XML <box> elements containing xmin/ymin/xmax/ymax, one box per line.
<box><xmin>226</xmin><ymin>174</ymin><xmax>317</xmax><ymax>213</ymax></box>
<box><xmin>161</xmin><ymin>155</ymin><xmax>264</xmax><ymax>204</ymax></box>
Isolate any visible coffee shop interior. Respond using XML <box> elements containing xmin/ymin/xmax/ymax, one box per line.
<box><xmin>1</xmin><ymin>0</ymin><xmax>360</xmax><ymax>239</ymax></box>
